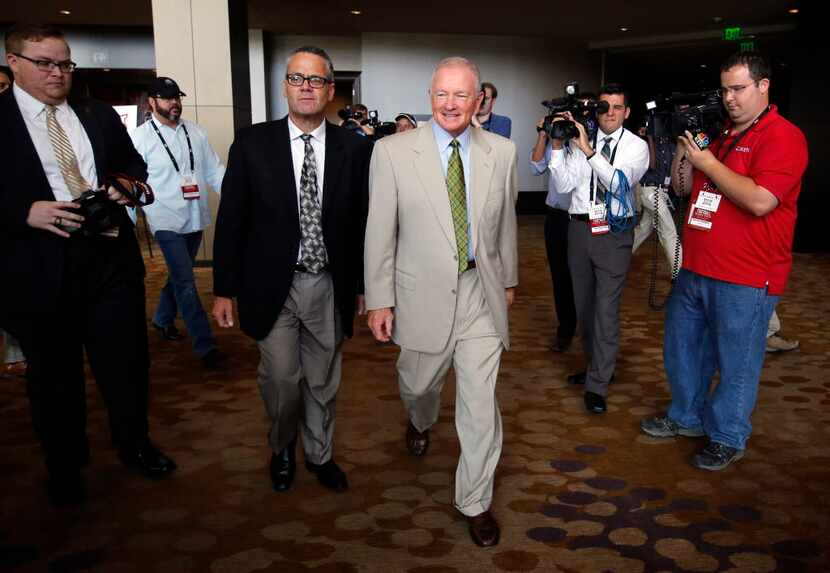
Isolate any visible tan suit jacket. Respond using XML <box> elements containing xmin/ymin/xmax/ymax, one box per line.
<box><xmin>364</xmin><ymin>122</ymin><xmax>518</xmax><ymax>354</ymax></box>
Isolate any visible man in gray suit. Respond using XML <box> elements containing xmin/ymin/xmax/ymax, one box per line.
<box><xmin>364</xmin><ymin>56</ymin><xmax>518</xmax><ymax>548</ymax></box>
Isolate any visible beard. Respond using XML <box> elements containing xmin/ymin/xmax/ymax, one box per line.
<box><xmin>156</xmin><ymin>104</ymin><xmax>181</xmax><ymax>122</ymax></box>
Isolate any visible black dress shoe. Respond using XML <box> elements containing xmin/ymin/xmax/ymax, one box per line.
<box><xmin>305</xmin><ymin>460</ymin><xmax>348</xmax><ymax>492</ymax></box>
<box><xmin>584</xmin><ymin>391</ymin><xmax>607</xmax><ymax>414</ymax></box>
<box><xmin>201</xmin><ymin>348</ymin><xmax>226</xmax><ymax>369</ymax></box>
<box><xmin>47</xmin><ymin>472</ymin><xmax>87</xmax><ymax>506</ymax></box>
<box><xmin>152</xmin><ymin>322</ymin><xmax>183</xmax><ymax>341</ymax></box>
<box><xmin>466</xmin><ymin>510</ymin><xmax>500</xmax><ymax>547</ymax></box>
<box><xmin>119</xmin><ymin>441</ymin><xmax>177</xmax><ymax>479</ymax></box>
<box><xmin>567</xmin><ymin>371</ymin><xmax>586</xmax><ymax>385</ymax></box>
<box><xmin>270</xmin><ymin>440</ymin><xmax>296</xmax><ymax>492</ymax></box>
<box><xmin>406</xmin><ymin>422</ymin><xmax>429</xmax><ymax>457</ymax></box>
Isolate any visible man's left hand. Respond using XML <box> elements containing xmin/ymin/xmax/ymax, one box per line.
<box><xmin>505</xmin><ymin>287</ymin><xmax>515</xmax><ymax>309</ymax></box>
<box><xmin>677</xmin><ymin>131</ymin><xmax>716</xmax><ymax>171</ymax></box>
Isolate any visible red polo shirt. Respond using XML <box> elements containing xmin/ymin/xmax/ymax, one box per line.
<box><xmin>682</xmin><ymin>105</ymin><xmax>808</xmax><ymax>295</ymax></box>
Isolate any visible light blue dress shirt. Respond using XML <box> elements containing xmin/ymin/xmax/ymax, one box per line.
<box><xmin>431</xmin><ymin>121</ymin><xmax>474</xmax><ymax>262</ymax></box>
<box><xmin>130</xmin><ymin>117</ymin><xmax>226</xmax><ymax>234</ymax></box>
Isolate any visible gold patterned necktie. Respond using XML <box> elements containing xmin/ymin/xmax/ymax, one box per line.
<box><xmin>447</xmin><ymin>139</ymin><xmax>468</xmax><ymax>274</ymax></box>
<box><xmin>45</xmin><ymin>105</ymin><xmax>89</xmax><ymax>198</ymax></box>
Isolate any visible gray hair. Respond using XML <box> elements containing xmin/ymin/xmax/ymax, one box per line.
<box><xmin>431</xmin><ymin>56</ymin><xmax>481</xmax><ymax>93</ymax></box>
<box><xmin>287</xmin><ymin>45</ymin><xmax>335</xmax><ymax>80</ymax></box>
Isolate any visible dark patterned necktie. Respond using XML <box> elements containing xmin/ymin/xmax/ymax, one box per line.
<box><xmin>299</xmin><ymin>134</ymin><xmax>327</xmax><ymax>272</ymax></box>
<box><xmin>447</xmin><ymin>139</ymin><xmax>468</xmax><ymax>274</ymax></box>
<box><xmin>596</xmin><ymin>135</ymin><xmax>613</xmax><ymax>201</ymax></box>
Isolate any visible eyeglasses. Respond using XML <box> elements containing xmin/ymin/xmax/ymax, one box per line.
<box><xmin>285</xmin><ymin>73</ymin><xmax>331</xmax><ymax>89</ymax></box>
<box><xmin>717</xmin><ymin>82</ymin><xmax>758</xmax><ymax>97</ymax></box>
<box><xmin>13</xmin><ymin>53</ymin><xmax>77</xmax><ymax>73</ymax></box>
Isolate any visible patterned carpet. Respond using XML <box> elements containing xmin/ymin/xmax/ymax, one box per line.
<box><xmin>1</xmin><ymin>215</ymin><xmax>828</xmax><ymax>572</ymax></box>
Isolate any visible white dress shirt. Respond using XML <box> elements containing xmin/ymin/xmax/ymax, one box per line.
<box><xmin>431</xmin><ymin>120</ymin><xmax>474</xmax><ymax>261</ymax></box>
<box><xmin>530</xmin><ymin>142</ymin><xmax>572</xmax><ymax>212</ymax></box>
<box><xmin>130</xmin><ymin>117</ymin><xmax>225</xmax><ymax>234</ymax></box>
<box><xmin>287</xmin><ymin>117</ymin><xmax>327</xmax><ymax>263</ymax></box>
<box><xmin>14</xmin><ymin>83</ymin><xmax>98</xmax><ymax>201</ymax></box>
<box><xmin>548</xmin><ymin>125</ymin><xmax>649</xmax><ymax>216</ymax></box>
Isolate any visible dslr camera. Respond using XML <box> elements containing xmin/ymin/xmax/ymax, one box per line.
<box><xmin>541</xmin><ymin>82</ymin><xmax>608</xmax><ymax>141</ymax></box>
<box><xmin>645</xmin><ymin>90</ymin><xmax>723</xmax><ymax>149</ymax></box>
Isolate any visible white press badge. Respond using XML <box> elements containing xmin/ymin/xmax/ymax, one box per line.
<box><xmin>589</xmin><ymin>203</ymin><xmax>610</xmax><ymax>235</ymax></box>
<box><xmin>181</xmin><ymin>174</ymin><xmax>200</xmax><ymax>200</ymax></box>
<box><xmin>688</xmin><ymin>189</ymin><xmax>721</xmax><ymax>231</ymax></box>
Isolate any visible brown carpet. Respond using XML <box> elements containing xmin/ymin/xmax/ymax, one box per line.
<box><xmin>1</xmin><ymin>215</ymin><xmax>828</xmax><ymax>572</ymax></box>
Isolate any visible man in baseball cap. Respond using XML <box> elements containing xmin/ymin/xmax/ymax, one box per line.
<box><xmin>395</xmin><ymin>112</ymin><xmax>417</xmax><ymax>133</ymax></box>
<box><xmin>148</xmin><ymin>76</ymin><xmax>186</xmax><ymax>99</ymax></box>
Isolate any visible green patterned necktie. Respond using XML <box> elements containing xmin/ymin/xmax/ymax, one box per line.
<box><xmin>447</xmin><ymin>139</ymin><xmax>468</xmax><ymax>274</ymax></box>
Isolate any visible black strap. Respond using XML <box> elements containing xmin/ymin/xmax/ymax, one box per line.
<box><xmin>715</xmin><ymin>105</ymin><xmax>771</xmax><ymax>165</ymax></box>
<box><xmin>590</xmin><ymin>129</ymin><xmax>624</xmax><ymax>203</ymax></box>
<box><xmin>150</xmin><ymin>120</ymin><xmax>194</xmax><ymax>173</ymax></box>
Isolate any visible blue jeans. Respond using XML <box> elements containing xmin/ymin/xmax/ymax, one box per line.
<box><xmin>153</xmin><ymin>230</ymin><xmax>215</xmax><ymax>357</ymax></box>
<box><xmin>663</xmin><ymin>270</ymin><xmax>777</xmax><ymax>450</ymax></box>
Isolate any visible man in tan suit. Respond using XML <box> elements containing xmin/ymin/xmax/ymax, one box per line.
<box><xmin>364</xmin><ymin>57</ymin><xmax>518</xmax><ymax>547</ymax></box>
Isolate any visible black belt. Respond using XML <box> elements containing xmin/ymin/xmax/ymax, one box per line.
<box><xmin>466</xmin><ymin>259</ymin><xmax>476</xmax><ymax>269</ymax></box>
<box><xmin>570</xmin><ymin>213</ymin><xmax>590</xmax><ymax>221</ymax></box>
<box><xmin>294</xmin><ymin>263</ymin><xmax>328</xmax><ymax>273</ymax></box>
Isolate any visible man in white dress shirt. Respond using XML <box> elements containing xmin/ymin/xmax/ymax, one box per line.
<box><xmin>130</xmin><ymin>76</ymin><xmax>226</xmax><ymax>367</ymax></box>
<box><xmin>547</xmin><ymin>83</ymin><xmax>649</xmax><ymax>414</ymax></box>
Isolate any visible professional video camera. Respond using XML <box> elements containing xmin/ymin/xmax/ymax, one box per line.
<box><xmin>645</xmin><ymin>90</ymin><xmax>723</xmax><ymax>149</ymax></box>
<box><xmin>541</xmin><ymin>82</ymin><xmax>608</xmax><ymax>141</ymax></box>
<box><xmin>337</xmin><ymin>106</ymin><xmax>397</xmax><ymax>139</ymax></box>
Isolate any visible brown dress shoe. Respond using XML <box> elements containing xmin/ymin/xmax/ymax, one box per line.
<box><xmin>466</xmin><ymin>510</ymin><xmax>500</xmax><ymax>547</ymax></box>
<box><xmin>405</xmin><ymin>422</ymin><xmax>429</xmax><ymax>456</ymax></box>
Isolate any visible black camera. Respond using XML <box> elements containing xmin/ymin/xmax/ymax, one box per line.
<box><xmin>72</xmin><ymin>189</ymin><xmax>121</xmax><ymax>236</ymax></box>
<box><xmin>541</xmin><ymin>82</ymin><xmax>608</xmax><ymax>141</ymax></box>
<box><xmin>645</xmin><ymin>90</ymin><xmax>723</xmax><ymax>149</ymax></box>
<box><xmin>338</xmin><ymin>105</ymin><xmax>396</xmax><ymax>139</ymax></box>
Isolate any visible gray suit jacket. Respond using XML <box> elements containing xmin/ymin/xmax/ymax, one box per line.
<box><xmin>364</xmin><ymin>122</ymin><xmax>518</xmax><ymax>354</ymax></box>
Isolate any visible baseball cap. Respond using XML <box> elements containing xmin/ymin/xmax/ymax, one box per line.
<box><xmin>395</xmin><ymin>112</ymin><xmax>417</xmax><ymax>128</ymax></box>
<box><xmin>148</xmin><ymin>76</ymin><xmax>186</xmax><ymax>99</ymax></box>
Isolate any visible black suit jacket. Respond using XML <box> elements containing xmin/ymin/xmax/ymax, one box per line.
<box><xmin>213</xmin><ymin>117</ymin><xmax>372</xmax><ymax>341</ymax></box>
<box><xmin>0</xmin><ymin>89</ymin><xmax>148</xmax><ymax>318</ymax></box>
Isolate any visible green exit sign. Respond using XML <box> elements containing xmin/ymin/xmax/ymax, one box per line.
<box><xmin>723</xmin><ymin>27</ymin><xmax>742</xmax><ymax>41</ymax></box>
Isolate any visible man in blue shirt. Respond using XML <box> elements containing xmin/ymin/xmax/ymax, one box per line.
<box><xmin>130</xmin><ymin>77</ymin><xmax>226</xmax><ymax>367</ymax></box>
<box><xmin>475</xmin><ymin>82</ymin><xmax>511</xmax><ymax>138</ymax></box>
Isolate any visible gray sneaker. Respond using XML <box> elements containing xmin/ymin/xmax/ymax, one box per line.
<box><xmin>640</xmin><ymin>416</ymin><xmax>705</xmax><ymax>438</ymax></box>
<box><xmin>692</xmin><ymin>442</ymin><xmax>744</xmax><ymax>471</ymax></box>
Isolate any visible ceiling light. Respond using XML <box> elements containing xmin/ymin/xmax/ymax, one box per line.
<box><xmin>619</xmin><ymin>27</ymin><xmax>629</xmax><ymax>32</ymax></box>
<box><xmin>700</xmin><ymin>64</ymin><xmax>707</xmax><ymax>68</ymax></box>
<box><xmin>788</xmin><ymin>8</ymin><xmax>799</xmax><ymax>14</ymax></box>
<box><xmin>350</xmin><ymin>9</ymin><xmax>361</xmax><ymax>15</ymax></box>
<box><xmin>712</xmin><ymin>16</ymin><xmax>723</xmax><ymax>23</ymax></box>
<box><xmin>59</xmin><ymin>9</ymin><xmax>71</xmax><ymax>15</ymax></box>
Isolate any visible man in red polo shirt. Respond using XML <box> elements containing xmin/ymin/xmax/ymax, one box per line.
<box><xmin>640</xmin><ymin>52</ymin><xmax>808</xmax><ymax>470</ymax></box>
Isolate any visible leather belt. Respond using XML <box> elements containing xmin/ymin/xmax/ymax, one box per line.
<box><xmin>570</xmin><ymin>213</ymin><xmax>590</xmax><ymax>221</ymax></box>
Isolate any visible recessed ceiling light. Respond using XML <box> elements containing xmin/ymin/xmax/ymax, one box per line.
<box><xmin>700</xmin><ymin>64</ymin><xmax>708</xmax><ymax>68</ymax></box>
<box><xmin>788</xmin><ymin>8</ymin><xmax>799</xmax><ymax>14</ymax></box>
<box><xmin>712</xmin><ymin>16</ymin><xmax>723</xmax><ymax>23</ymax></box>
<box><xmin>59</xmin><ymin>9</ymin><xmax>71</xmax><ymax>15</ymax></box>
<box><xmin>350</xmin><ymin>9</ymin><xmax>361</xmax><ymax>15</ymax></box>
<box><xmin>619</xmin><ymin>27</ymin><xmax>629</xmax><ymax>32</ymax></box>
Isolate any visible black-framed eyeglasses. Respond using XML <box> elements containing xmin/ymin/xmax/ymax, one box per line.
<box><xmin>717</xmin><ymin>82</ymin><xmax>758</xmax><ymax>97</ymax></box>
<box><xmin>285</xmin><ymin>73</ymin><xmax>331</xmax><ymax>89</ymax></box>
<box><xmin>13</xmin><ymin>53</ymin><xmax>77</xmax><ymax>73</ymax></box>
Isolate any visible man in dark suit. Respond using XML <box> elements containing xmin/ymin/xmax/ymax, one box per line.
<box><xmin>212</xmin><ymin>46</ymin><xmax>371</xmax><ymax>494</ymax></box>
<box><xmin>0</xmin><ymin>24</ymin><xmax>176</xmax><ymax>505</ymax></box>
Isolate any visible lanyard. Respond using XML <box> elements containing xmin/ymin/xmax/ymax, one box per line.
<box><xmin>150</xmin><ymin>119</ymin><xmax>194</xmax><ymax>173</ymax></box>
<box><xmin>715</xmin><ymin>105</ymin><xmax>770</xmax><ymax>165</ymax></box>
<box><xmin>590</xmin><ymin>129</ymin><xmax>623</xmax><ymax>203</ymax></box>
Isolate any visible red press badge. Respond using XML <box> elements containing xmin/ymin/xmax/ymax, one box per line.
<box><xmin>181</xmin><ymin>174</ymin><xmax>200</xmax><ymax>200</ymax></box>
<box><xmin>688</xmin><ymin>190</ymin><xmax>721</xmax><ymax>231</ymax></box>
<box><xmin>589</xmin><ymin>203</ymin><xmax>609</xmax><ymax>236</ymax></box>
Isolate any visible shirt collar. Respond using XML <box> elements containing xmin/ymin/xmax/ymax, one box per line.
<box><xmin>431</xmin><ymin>119</ymin><xmax>471</xmax><ymax>153</ymax></box>
<box><xmin>13</xmin><ymin>83</ymin><xmax>70</xmax><ymax>121</ymax></box>
<box><xmin>597</xmin><ymin>125</ymin><xmax>624</xmax><ymax>145</ymax></box>
<box><xmin>288</xmin><ymin>116</ymin><xmax>326</xmax><ymax>144</ymax></box>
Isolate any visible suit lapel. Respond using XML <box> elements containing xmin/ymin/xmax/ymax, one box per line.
<box><xmin>273</xmin><ymin>118</ymin><xmax>300</xmax><ymax>224</ymax></box>
<box><xmin>71</xmin><ymin>100</ymin><xmax>106</xmax><ymax>182</ymax></box>
<box><xmin>322</xmin><ymin>122</ymin><xmax>344</xmax><ymax>225</ymax></box>
<box><xmin>413</xmin><ymin>124</ymin><xmax>455</xmax><ymax>249</ymax></box>
<box><xmin>470</xmin><ymin>128</ymin><xmax>494</xmax><ymax>253</ymax></box>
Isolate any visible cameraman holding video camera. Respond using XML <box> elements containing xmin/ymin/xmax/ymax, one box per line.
<box><xmin>547</xmin><ymin>84</ymin><xmax>649</xmax><ymax>414</ymax></box>
<box><xmin>640</xmin><ymin>52</ymin><xmax>808</xmax><ymax>471</ymax></box>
